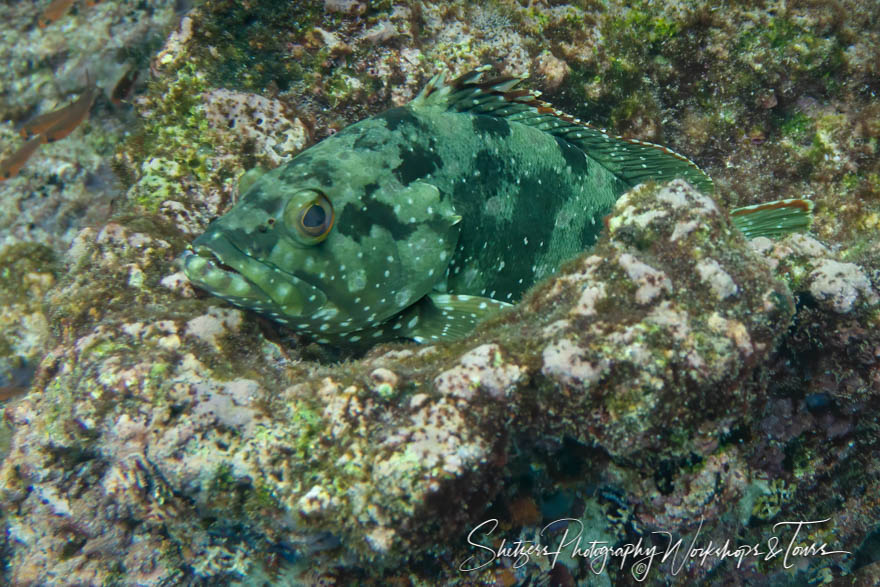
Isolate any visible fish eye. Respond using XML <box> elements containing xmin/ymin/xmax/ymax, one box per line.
<box><xmin>285</xmin><ymin>190</ymin><xmax>334</xmax><ymax>244</ymax></box>
<box><xmin>301</xmin><ymin>203</ymin><xmax>327</xmax><ymax>232</ymax></box>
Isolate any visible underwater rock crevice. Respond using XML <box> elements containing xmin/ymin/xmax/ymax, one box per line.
<box><xmin>1</xmin><ymin>178</ymin><xmax>839</xmax><ymax>582</ymax></box>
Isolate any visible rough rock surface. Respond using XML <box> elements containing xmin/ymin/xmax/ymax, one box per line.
<box><xmin>3</xmin><ymin>179</ymin><xmax>878</xmax><ymax>584</ymax></box>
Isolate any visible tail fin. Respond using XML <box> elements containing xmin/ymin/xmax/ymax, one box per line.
<box><xmin>730</xmin><ymin>198</ymin><xmax>814</xmax><ymax>240</ymax></box>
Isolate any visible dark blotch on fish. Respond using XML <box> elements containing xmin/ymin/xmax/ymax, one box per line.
<box><xmin>353</xmin><ymin>130</ymin><xmax>388</xmax><ymax>151</ymax></box>
<box><xmin>336</xmin><ymin>199</ymin><xmax>416</xmax><ymax>243</ymax></box>
<box><xmin>376</xmin><ymin>107</ymin><xmax>424</xmax><ymax>132</ymax></box>
<box><xmin>555</xmin><ymin>135</ymin><xmax>588</xmax><ymax>172</ymax></box>
<box><xmin>472</xmin><ymin>115</ymin><xmax>511</xmax><ymax>138</ymax></box>
<box><xmin>393</xmin><ymin>141</ymin><xmax>442</xmax><ymax>184</ymax></box>
<box><xmin>472</xmin><ymin>149</ymin><xmax>510</xmax><ymax>187</ymax></box>
<box><xmin>363</xmin><ymin>182</ymin><xmax>380</xmax><ymax>197</ymax></box>
<box><xmin>295</xmin><ymin>158</ymin><xmax>336</xmax><ymax>187</ymax></box>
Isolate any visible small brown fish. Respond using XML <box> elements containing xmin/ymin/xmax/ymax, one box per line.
<box><xmin>110</xmin><ymin>68</ymin><xmax>139</xmax><ymax>106</ymax></box>
<box><xmin>0</xmin><ymin>136</ymin><xmax>44</xmax><ymax>181</ymax></box>
<box><xmin>20</xmin><ymin>103</ymin><xmax>73</xmax><ymax>139</ymax></box>
<box><xmin>0</xmin><ymin>385</ymin><xmax>28</xmax><ymax>402</ymax></box>
<box><xmin>38</xmin><ymin>0</ymin><xmax>75</xmax><ymax>28</ymax></box>
<box><xmin>43</xmin><ymin>83</ymin><xmax>99</xmax><ymax>143</ymax></box>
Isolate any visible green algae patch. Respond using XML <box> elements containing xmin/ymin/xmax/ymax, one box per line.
<box><xmin>0</xmin><ymin>243</ymin><xmax>57</xmax><ymax>378</ymax></box>
<box><xmin>191</xmin><ymin>0</ymin><xmax>324</xmax><ymax>92</ymax></box>
<box><xmin>0</xmin><ymin>243</ymin><xmax>57</xmax><ymax>306</ymax></box>
<box><xmin>123</xmin><ymin>65</ymin><xmax>218</xmax><ymax>213</ymax></box>
<box><xmin>778</xmin><ymin>111</ymin><xmax>817</xmax><ymax>145</ymax></box>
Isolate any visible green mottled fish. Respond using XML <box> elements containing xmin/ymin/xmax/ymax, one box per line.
<box><xmin>182</xmin><ymin>66</ymin><xmax>811</xmax><ymax>344</ymax></box>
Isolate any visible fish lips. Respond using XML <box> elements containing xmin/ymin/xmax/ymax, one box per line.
<box><xmin>181</xmin><ymin>237</ymin><xmax>325</xmax><ymax>319</ymax></box>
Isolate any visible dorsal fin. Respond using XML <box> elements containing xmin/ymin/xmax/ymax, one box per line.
<box><xmin>413</xmin><ymin>65</ymin><xmax>714</xmax><ymax>194</ymax></box>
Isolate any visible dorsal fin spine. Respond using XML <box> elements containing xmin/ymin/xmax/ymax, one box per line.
<box><xmin>412</xmin><ymin>66</ymin><xmax>714</xmax><ymax>194</ymax></box>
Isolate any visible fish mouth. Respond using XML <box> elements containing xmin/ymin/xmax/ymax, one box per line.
<box><xmin>181</xmin><ymin>248</ymin><xmax>265</xmax><ymax>301</ymax></box>
<box><xmin>181</xmin><ymin>237</ymin><xmax>324</xmax><ymax>319</ymax></box>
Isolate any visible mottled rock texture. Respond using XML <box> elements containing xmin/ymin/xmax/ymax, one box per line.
<box><xmin>3</xmin><ymin>179</ymin><xmax>878</xmax><ymax>584</ymax></box>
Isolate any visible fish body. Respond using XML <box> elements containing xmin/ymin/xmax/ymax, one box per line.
<box><xmin>38</xmin><ymin>0</ymin><xmax>75</xmax><ymax>28</ymax></box>
<box><xmin>19</xmin><ymin>81</ymin><xmax>97</xmax><ymax>141</ymax></box>
<box><xmin>0</xmin><ymin>136</ymin><xmax>43</xmax><ymax>181</ymax></box>
<box><xmin>2</xmin><ymin>80</ymin><xmax>98</xmax><ymax>181</ymax></box>
<box><xmin>42</xmin><ymin>83</ymin><xmax>98</xmax><ymax>143</ymax></box>
<box><xmin>182</xmin><ymin>67</ymin><xmax>804</xmax><ymax>344</ymax></box>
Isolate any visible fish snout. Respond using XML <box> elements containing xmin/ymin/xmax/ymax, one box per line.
<box><xmin>180</xmin><ymin>245</ymin><xmax>322</xmax><ymax>321</ymax></box>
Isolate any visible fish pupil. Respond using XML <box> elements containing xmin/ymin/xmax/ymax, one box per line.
<box><xmin>303</xmin><ymin>205</ymin><xmax>326</xmax><ymax>228</ymax></box>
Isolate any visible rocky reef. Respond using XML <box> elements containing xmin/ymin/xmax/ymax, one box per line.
<box><xmin>2</xmin><ymin>178</ymin><xmax>878</xmax><ymax>584</ymax></box>
<box><xmin>1</xmin><ymin>0</ymin><xmax>879</xmax><ymax>585</ymax></box>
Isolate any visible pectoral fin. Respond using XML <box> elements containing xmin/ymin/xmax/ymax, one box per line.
<box><xmin>394</xmin><ymin>293</ymin><xmax>512</xmax><ymax>342</ymax></box>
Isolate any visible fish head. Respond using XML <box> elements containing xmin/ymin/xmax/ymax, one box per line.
<box><xmin>182</xmin><ymin>136</ymin><xmax>460</xmax><ymax>337</ymax></box>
